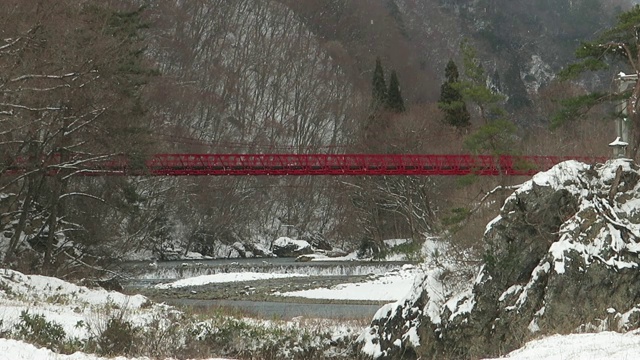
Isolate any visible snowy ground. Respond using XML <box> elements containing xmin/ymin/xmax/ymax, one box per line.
<box><xmin>0</xmin><ymin>268</ymin><xmax>234</xmax><ymax>360</ymax></box>
<box><xmin>5</xmin><ymin>331</ymin><xmax>640</xmax><ymax>360</ymax></box>
<box><xmin>0</xmin><ymin>338</ymin><xmax>234</xmax><ymax>360</ymax></box>
<box><xmin>2</xmin><ymin>266</ymin><xmax>640</xmax><ymax>359</ymax></box>
<box><xmin>154</xmin><ymin>272</ymin><xmax>308</xmax><ymax>289</ymax></box>
<box><xmin>484</xmin><ymin>331</ymin><xmax>640</xmax><ymax>359</ymax></box>
<box><xmin>275</xmin><ymin>264</ymin><xmax>417</xmax><ymax>301</ymax></box>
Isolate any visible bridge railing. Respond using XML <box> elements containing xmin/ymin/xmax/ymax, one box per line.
<box><xmin>3</xmin><ymin>153</ymin><xmax>609</xmax><ymax>177</ymax></box>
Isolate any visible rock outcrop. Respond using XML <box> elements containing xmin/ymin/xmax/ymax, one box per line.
<box><xmin>271</xmin><ymin>237</ymin><xmax>314</xmax><ymax>257</ymax></box>
<box><xmin>360</xmin><ymin>159</ymin><xmax>640</xmax><ymax>359</ymax></box>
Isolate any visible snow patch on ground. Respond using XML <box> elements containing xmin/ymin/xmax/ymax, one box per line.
<box><xmin>483</xmin><ymin>331</ymin><xmax>640</xmax><ymax>360</ymax></box>
<box><xmin>0</xmin><ymin>338</ymin><xmax>233</xmax><ymax>360</ymax></box>
<box><xmin>154</xmin><ymin>272</ymin><xmax>308</xmax><ymax>289</ymax></box>
<box><xmin>276</xmin><ymin>267</ymin><xmax>418</xmax><ymax>301</ymax></box>
<box><xmin>0</xmin><ymin>269</ymin><xmax>169</xmax><ymax>345</ymax></box>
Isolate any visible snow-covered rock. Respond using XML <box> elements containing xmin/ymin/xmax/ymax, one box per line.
<box><xmin>360</xmin><ymin>159</ymin><xmax>640</xmax><ymax>359</ymax></box>
<box><xmin>271</xmin><ymin>237</ymin><xmax>313</xmax><ymax>257</ymax></box>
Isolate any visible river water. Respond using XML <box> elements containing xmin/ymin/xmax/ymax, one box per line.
<box><xmin>161</xmin><ymin>299</ymin><xmax>383</xmax><ymax>320</ymax></box>
<box><xmin>122</xmin><ymin>257</ymin><xmax>412</xmax><ymax>319</ymax></box>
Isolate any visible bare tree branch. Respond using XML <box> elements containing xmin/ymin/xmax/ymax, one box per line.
<box><xmin>0</xmin><ymin>103</ymin><xmax>63</xmax><ymax>112</ymax></box>
<box><xmin>9</xmin><ymin>73</ymin><xmax>79</xmax><ymax>83</ymax></box>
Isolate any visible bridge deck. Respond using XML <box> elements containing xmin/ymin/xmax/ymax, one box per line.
<box><xmin>3</xmin><ymin>154</ymin><xmax>608</xmax><ymax>176</ymax></box>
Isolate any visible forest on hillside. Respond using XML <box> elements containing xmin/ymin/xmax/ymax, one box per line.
<box><xmin>0</xmin><ymin>0</ymin><xmax>633</xmax><ymax>277</ymax></box>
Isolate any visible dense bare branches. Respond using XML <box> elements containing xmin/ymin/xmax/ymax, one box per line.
<box><xmin>0</xmin><ymin>0</ymin><xmax>155</xmax><ymax>273</ymax></box>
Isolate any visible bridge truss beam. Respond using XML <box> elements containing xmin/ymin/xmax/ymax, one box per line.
<box><xmin>18</xmin><ymin>153</ymin><xmax>606</xmax><ymax>177</ymax></box>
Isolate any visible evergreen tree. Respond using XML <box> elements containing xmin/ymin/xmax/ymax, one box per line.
<box><xmin>372</xmin><ymin>57</ymin><xmax>387</xmax><ymax>110</ymax></box>
<box><xmin>386</xmin><ymin>70</ymin><xmax>405</xmax><ymax>113</ymax></box>
<box><xmin>445</xmin><ymin>58</ymin><xmax>459</xmax><ymax>83</ymax></box>
<box><xmin>555</xmin><ymin>5</ymin><xmax>640</xmax><ymax>157</ymax></box>
<box><xmin>438</xmin><ymin>60</ymin><xmax>471</xmax><ymax>129</ymax></box>
<box><xmin>458</xmin><ymin>41</ymin><xmax>515</xmax><ymax>155</ymax></box>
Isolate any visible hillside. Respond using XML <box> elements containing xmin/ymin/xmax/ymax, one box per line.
<box><xmin>0</xmin><ymin>0</ymin><xmax>636</xmax><ymax>274</ymax></box>
<box><xmin>281</xmin><ymin>0</ymin><xmax>629</xmax><ymax>111</ymax></box>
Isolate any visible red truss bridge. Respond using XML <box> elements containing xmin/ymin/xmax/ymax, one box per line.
<box><xmin>5</xmin><ymin>153</ymin><xmax>609</xmax><ymax>177</ymax></box>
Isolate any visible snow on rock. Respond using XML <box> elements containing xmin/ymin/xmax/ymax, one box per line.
<box><xmin>358</xmin><ymin>237</ymin><xmax>474</xmax><ymax>359</ymax></box>
<box><xmin>521</xmin><ymin>54</ymin><xmax>555</xmax><ymax>95</ymax></box>
<box><xmin>360</xmin><ymin>159</ymin><xmax>640</xmax><ymax>359</ymax></box>
<box><xmin>271</xmin><ymin>236</ymin><xmax>313</xmax><ymax>257</ymax></box>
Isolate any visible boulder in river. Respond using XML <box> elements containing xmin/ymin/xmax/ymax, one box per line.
<box><xmin>272</xmin><ymin>237</ymin><xmax>314</xmax><ymax>257</ymax></box>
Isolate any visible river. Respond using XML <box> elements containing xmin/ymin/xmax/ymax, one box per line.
<box><xmin>121</xmin><ymin>257</ymin><xmax>414</xmax><ymax>319</ymax></box>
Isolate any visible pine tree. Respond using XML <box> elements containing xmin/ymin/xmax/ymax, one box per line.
<box><xmin>372</xmin><ymin>57</ymin><xmax>387</xmax><ymax>110</ymax></box>
<box><xmin>458</xmin><ymin>41</ymin><xmax>515</xmax><ymax>155</ymax></box>
<box><xmin>445</xmin><ymin>59</ymin><xmax>459</xmax><ymax>83</ymax></box>
<box><xmin>438</xmin><ymin>60</ymin><xmax>470</xmax><ymax>129</ymax></box>
<box><xmin>386</xmin><ymin>70</ymin><xmax>405</xmax><ymax>113</ymax></box>
<box><xmin>555</xmin><ymin>5</ymin><xmax>640</xmax><ymax>157</ymax></box>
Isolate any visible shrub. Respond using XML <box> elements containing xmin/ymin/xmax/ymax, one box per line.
<box><xmin>97</xmin><ymin>317</ymin><xmax>140</xmax><ymax>356</ymax></box>
<box><xmin>16</xmin><ymin>311</ymin><xmax>67</xmax><ymax>352</ymax></box>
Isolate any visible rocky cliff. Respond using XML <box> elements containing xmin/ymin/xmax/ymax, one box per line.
<box><xmin>359</xmin><ymin>159</ymin><xmax>640</xmax><ymax>359</ymax></box>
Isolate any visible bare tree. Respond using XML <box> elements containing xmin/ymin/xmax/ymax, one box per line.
<box><xmin>141</xmin><ymin>0</ymin><xmax>366</xmax><ymax>254</ymax></box>
<box><xmin>0</xmin><ymin>0</ymin><xmax>155</xmax><ymax>273</ymax></box>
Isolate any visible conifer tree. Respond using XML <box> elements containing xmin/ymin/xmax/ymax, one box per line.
<box><xmin>372</xmin><ymin>57</ymin><xmax>387</xmax><ymax>110</ymax></box>
<box><xmin>555</xmin><ymin>5</ymin><xmax>640</xmax><ymax>157</ymax></box>
<box><xmin>438</xmin><ymin>60</ymin><xmax>470</xmax><ymax>129</ymax></box>
<box><xmin>458</xmin><ymin>41</ymin><xmax>515</xmax><ymax>155</ymax></box>
<box><xmin>386</xmin><ymin>70</ymin><xmax>405</xmax><ymax>113</ymax></box>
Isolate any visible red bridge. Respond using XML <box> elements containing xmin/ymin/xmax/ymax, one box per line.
<box><xmin>8</xmin><ymin>153</ymin><xmax>608</xmax><ymax>176</ymax></box>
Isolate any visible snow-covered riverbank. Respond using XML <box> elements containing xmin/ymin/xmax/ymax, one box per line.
<box><xmin>2</xmin><ymin>266</ymin><xmax>640</xmax><ymax>359</ymax></box>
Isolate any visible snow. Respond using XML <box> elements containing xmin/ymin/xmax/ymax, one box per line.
<box><xmin>444</xmin><ymin>288</ymin><xmax>475</xmax><ymax>321</ymax></box>
<box><xmin>527</xmin><ymin>318</ymin><xmax>540</xmax><ymax>333</ymax></box>
<box><xmin>3</xmin><ymin>257</ymin><xmax>640</xmax><ymax>360</ymax></box>
<box><xmin>383</xmin><ymin>238</ymin><xmax>410</xmax><ymax>247</ymax></box>
<box><xmin>154</xmin><ymin>272</ymin><xmax>308</xmax><ymax>289</ymax></box>
<box><xmin>359</xmin><ymin>325</ymin><xmax>384</xmax><ymax>359</ymax></box>
<box><xmin>609</xmin><ymin>137</ymin><xmax>629</xmax><ymax>147</ymax></box>
<box><xmin>422</xmin><ymin>270</ymin><xmax>447</xmax><ymax>324</ymax></box>
<box><xmin>0</xmin><ymin>269</ymin><xmax>159</xmax><ymax>344</ymax></box>
<box><xmin>297</xmin><ymin>252</ymin><xmax>360</xmax><ymax>261</ymax></box>
<box><xmin>273</xmin><ymin>237</ymin><xmax>311</xmax><ymax>251</ymax></box>
<box><xmin>0</xmin><ymin>338</ymin><xmax>233</xmax><ymax>360</ymax></box>
<box><xmin>483</xmin><ymin>331</ymin><xmax>640</xmax><ymax>360</ymax></box>
<box><xmin>485</xmin><ymin>214</ymin><xmax>503</xmax><ymax>235</ymax></box>
<box><xmin>276</xmin><ymin>267</ymin><xmax>418</xmax><ymax>301</ymax></box>
<box><xmin>402</xmin><ymin>326</ymin><xmax>420</xmax><ymax>348</ymax></box>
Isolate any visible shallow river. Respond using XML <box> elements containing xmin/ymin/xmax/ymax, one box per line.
<box><xmin>160</xmin><ymin>298</ymin><xmax>383</xmax><ymax>320</ymax></box>
<box><xmin>122</xmin><ymin>257</ymin><xmax>412</xmax><ymax>319</ymax></box>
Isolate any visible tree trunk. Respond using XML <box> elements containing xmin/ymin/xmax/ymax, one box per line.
<box><xmin>43</xmin><ymin>175</ymin><xmax>64</xmax><ymax>275</ymax></box>
<box><xmin>5</xmin><ymin>175</ymin><xmax>37</xmax><ymax>264</ymax></box>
